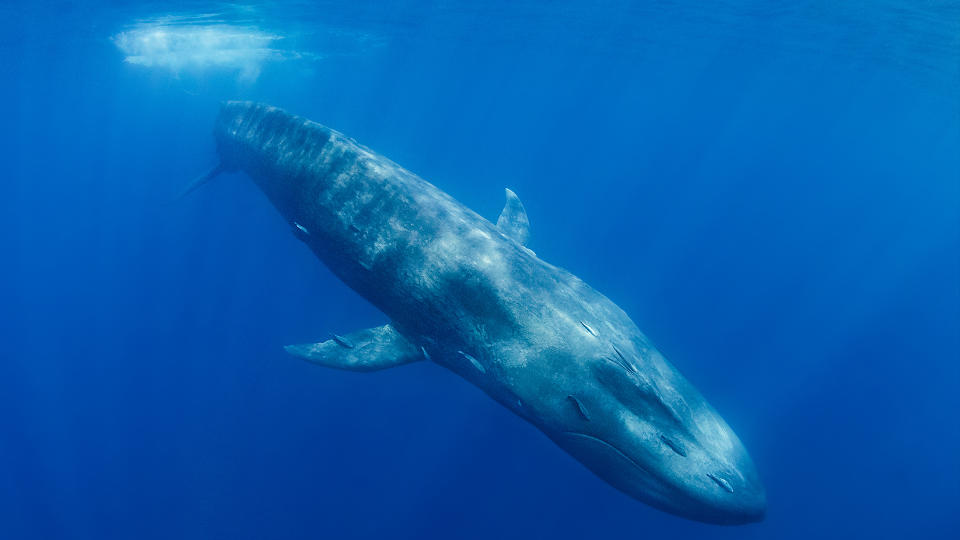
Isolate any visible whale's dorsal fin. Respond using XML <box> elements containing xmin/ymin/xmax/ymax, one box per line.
<box><xmin>496</xmin><ymin>188</ymin><xmax>530</xmax><ymax>246</ymax></box>
<box><xmin>284</xmin><ymin>324</ymin><xmax>423</xmax><ymax>372</ymax></box>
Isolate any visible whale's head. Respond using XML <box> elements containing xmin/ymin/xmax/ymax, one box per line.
<box><xmin>537</xmin><ymin>341</ymin><xmax>766</xmax><ymax>525</ymax></box>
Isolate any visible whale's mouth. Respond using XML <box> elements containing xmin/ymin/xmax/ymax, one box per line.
<box><xmin>562</xmin><ymin>431</ymin><xmax>651</xmax><ymax>476</ymax></box>
<box><xmin>560</xmin><ymin>430</ymin><xmax>684</xmax><ymax>511</ymax></box>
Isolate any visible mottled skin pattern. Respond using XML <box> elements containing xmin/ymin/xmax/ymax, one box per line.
<box><xmin>212</xmin><ymin>101</ymin><xmax>765</xmax><ymax>524</ymax></box>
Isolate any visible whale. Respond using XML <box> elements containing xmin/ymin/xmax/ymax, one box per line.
<box><xmin>200</xmin><ymin>101</ymin><xmax>766</xmax><ymax>524</ymax></box>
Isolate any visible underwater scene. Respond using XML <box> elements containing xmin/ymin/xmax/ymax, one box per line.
<box><xmin>2</xmin><ymin>1</ymin><xmax>958</xmax><ymax>538</ymax></box>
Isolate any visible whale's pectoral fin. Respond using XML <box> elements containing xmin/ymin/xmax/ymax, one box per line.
<box><xmin>174</xmin><ymin>163</ymin><xmax>225</xmax><ymax>201</ymax></box>
<box><xmin>284</xmin><ymin>324</ymin><xmax>423</xmax><ymax>372</ymax></box>
<box><xmin>496</xmin><ymin>188</ymin><xmax>530</xmax><ymax>245</ymax></box>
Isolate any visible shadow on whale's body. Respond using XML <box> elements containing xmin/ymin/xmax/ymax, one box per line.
<box><xmin>200</xmin><ymin>101</ymin><xmax>766</xmax><ymax>525</ymax></box>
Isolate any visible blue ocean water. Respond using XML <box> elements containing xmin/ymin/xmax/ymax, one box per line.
<box><xmin>2</xmin><ymin>1</ymin><xmax>958</xmax><ymax>538</ymax></box>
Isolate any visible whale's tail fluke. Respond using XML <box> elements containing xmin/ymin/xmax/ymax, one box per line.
<box><xmin>174</xmin><ymin>163</ymin><xmax>225</xmax><ymax>201</ymax></box>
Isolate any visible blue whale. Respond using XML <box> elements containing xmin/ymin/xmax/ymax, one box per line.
<box><xmin>202</xmin><ymin>101</ymin><xmax>766</xmax><ymax>524</ymax></box>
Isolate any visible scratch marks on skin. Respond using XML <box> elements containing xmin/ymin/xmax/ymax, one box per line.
<box><xmin>708</xmin><ymin>473</ymin><xmax>734</xmax><ymax>493</ymax></box>
<box><xmin>458</xmin><ymin>350</ymin><xmax>486</xmax><ymax>374</ymax></box>
<box><xmin>580</xmin><ymin>320</ymin><xmax>598</xmax><ymax>337</ymax></box>
<box><xmin>468</xmin><ymin>228</ymin><xmax>493</xmax><ymax>241</ymax></box>
<box><xmin>606</xmin><ymin>345</ymin><xmax>640</xmax><ymax>377</ymax></box>
<box><xmin>332</xmin><ymin>334</ymin><xmax>355</xmax><ymax>349</ymax></box>
<box><xmin>660</xmin><ymin>434</ymin><xmax>687</xmax><ymax>457</ymax></box>
<box><xmin>420</xmin><ymin>346</ymin><xmax>431</xmax><ymax>361</ymax></box>
<box><xmin>567</xmin><ymin>395</ymin><xmax>591</xmax><ymax>421</ymax></box>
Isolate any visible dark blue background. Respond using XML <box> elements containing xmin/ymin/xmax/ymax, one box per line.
<box><xmin>3</xmin><ymin>1</ymin><xmax>958</xmax><ymax>538</ymax></box>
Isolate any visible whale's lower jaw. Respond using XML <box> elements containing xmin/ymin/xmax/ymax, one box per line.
<box><xmin>562</xmin><ymin>431</ymin><xmax>653</xmax><ymax>476</ymax></box>
<box><xmin>554</xmin><ymin>431</ymin><xmax>765</xmax><ymax>525</ymax></box>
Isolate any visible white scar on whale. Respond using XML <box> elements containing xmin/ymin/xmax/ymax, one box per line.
<box><xmin>190</xmin><ymin>102</ymin><xmax>766</xmax><ymax>525</ymax></box>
